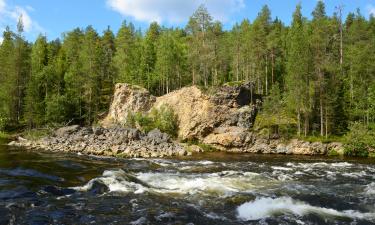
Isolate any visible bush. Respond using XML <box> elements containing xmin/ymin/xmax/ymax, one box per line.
<box><xmin>343</xmin><ymin>122</ymin><xmax>375</xmax><ymax>157</ymax></box>
<box><xmin>0</xmin><ymin>114</ymin><xmax>9</xmax><ymax>131</ymax></box>
<box><xmin>126</xmin><ymin>105</ymin><xmax>178</xmax><ymax>137</ymax></box>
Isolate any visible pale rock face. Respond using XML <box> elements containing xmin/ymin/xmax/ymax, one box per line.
<box><xmin>203</xmin><ymin>127</ymin><xmax>253</xmax><ymax>149</ymax></box>
<box><xmin>102</xmin><ymin>83</ymin><xmax>156</xmax><ymax>126</ymax></box>
<box><xmin>154</xmin><ymin>86</ymin><xmax>231</xmax><ymax>140</ymax></box>
<box><xmin>103</xmin><ymin>83</ymin><xmax>260</xmax><ymax>146</ymax></box>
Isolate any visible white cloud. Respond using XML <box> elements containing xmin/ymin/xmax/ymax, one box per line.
<box><xmin>367</xmin><ymin>4</ymin><xmax>375</xmax><ymax>17</ymax></box>
<box><xmin>107</xmin><ymin>0</ymin><xmax>245</xmax><ymax>24</ymax></box>
<box><xmin>0</xmin><ymin>0</ymin><xmax>5</xmax><ymax>13</ymax></box>
<box><xmin>0</xmin><ymin>0</ymin><xmax>43</xmax><ymax>36</ymax></box>
<box><xmin>9</xmin><ymin>6</ymin><xmax>33</xmax><ymax>32</ymax></box>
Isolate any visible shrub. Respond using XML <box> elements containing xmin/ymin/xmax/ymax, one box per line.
<box><xmin>125</xmin><ymin>105</ymin><xmax>178</xmax><ymax>137</ymax></box>
<box><xmin>0</xmin><ymin>114</ymin><xmax>9</xmax><ymax>131</ymax></box>
<box><xmin>343</xmin><ymin>122</ymin><xmax>375</xmax><ymax>157</ymax></box>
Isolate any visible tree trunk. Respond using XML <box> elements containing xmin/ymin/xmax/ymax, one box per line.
<box><xmin>265</xmin><ymin>54</ymin><xmax>268</xmax><ymax>95</ymax></box>
<box><xmin>297</xmin><ymin>110</ymin><xmax>301</xmax><ymax>136</ymax></box>
<box><xmin>271</xmin><ymin>49</ymin><xmax>275</xmax><ymax>84</ymax></box>
<box><xmin>304</xmin><ymin>113</ymin><xmax>309</xmax><ymax>137</ymax></box>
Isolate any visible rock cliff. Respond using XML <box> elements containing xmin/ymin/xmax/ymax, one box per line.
<box><xmin>103</xmin><ymin>82</ymin><xmax>261</xmax><ymax>145</ymax></box>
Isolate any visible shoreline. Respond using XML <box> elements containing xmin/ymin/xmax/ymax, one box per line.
<box><xmin>7</xmin><ymin>125</ymin><xmax>347</xmax><ymax>159</ymax></box>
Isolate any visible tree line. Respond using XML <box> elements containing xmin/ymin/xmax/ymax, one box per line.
<box><xmin>0</xmin><ymin>2</ymin><xmax>375</xmax><ymax>138</ymax></box>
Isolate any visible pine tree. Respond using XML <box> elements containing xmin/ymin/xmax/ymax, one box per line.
<box><xmin>99</xmin><ymin>27</ymin><xmax>116</xmax><ymax>113</ymax></box>
<box><xmin>285</xmin><ymin>4</ymin><xmax>312</xmax><ymax>136</ymax></box>
<box><xmin>24</xmin><ymin>35</ymin><xmax>48</xmax><ymax>127</ymax></box>
<box><xmin>13</xmin><ymin>17</ymin><xmax>31</xmax><ymax>124</ymax></box>
<box><xmin>186</xmin><ymin>4</ymin><xmax>214</xmax><ymax>87</ymax></box>
<box><xmin>250</xmin><ymin>5</ymin><xmax>271</xmax><ymax>94</ymax></box>
<box><xmin>0</xmin><ymin>27</ymin><xmax>16</xmax><ymax>129</ymax></box>
<box><xmin>113</xmin><ymin>21</ymin><xmax>139</xmax><ymax>84</ymax></box>
<box><xmin>63</xmin><ymin>28</ymin><xmax>84</xmax><ymax>123</ymax></box>
<box><xmin>141</xmin><ymin>22</ymin><xmax>160</xmax><ymax>90</ymax></box>
<box><xmin>310</xmin><ymin>1</ymin><xmax>330</xmax><ymax>136</ymax></box>
<box><xmin>80</xmin><ymin>26</ymin><xmax>102</xmax><ymax>124</ymax></box>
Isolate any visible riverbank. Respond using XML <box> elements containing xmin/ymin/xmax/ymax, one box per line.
<box><xmin>4</xmin><ymin>82</ymin><xmax>372</xmax><ymax>159</ymax></box>
<box><xmin>8</xmin><ymin>125</ymin><xmax>347</xmax><ymax>158</ymax></box>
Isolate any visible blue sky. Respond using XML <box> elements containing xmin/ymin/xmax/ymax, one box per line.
<box><xmin>0</xmin><ymin>0</ymin><xmax>375</xmax><ymax>42</ymax></box>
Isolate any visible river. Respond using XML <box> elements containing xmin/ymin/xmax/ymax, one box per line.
<box><xmin>1</xmin><ymin>142</ymin><xmax>375</xmax><ymax>225</ymax></box>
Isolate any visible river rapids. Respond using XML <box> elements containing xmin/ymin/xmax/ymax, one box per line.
<box><xmin>1</xmin><ymin>143</ymin><xmax>375</xmax><ymax>224</ymax></box>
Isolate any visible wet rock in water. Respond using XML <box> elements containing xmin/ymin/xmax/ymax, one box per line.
<box><xmin>88</xmin><ymin>180</ymin><xmax>109</xmax><ymax>195</ymax></box>
<box><xmin>43</xmin><ymin>186</ymin><xmax>76</xmax><ymax>196</ymax></box>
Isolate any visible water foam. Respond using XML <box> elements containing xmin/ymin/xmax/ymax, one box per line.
<box><xmin>237</xmin><ymin>197</ymin><xmax>375</xmax><ymax>221</ymax></box>
<box><xmin>136</xmin><ymin>170</ymin><xmax>262</xmax><ymax>196</ymax></box>
<box><xmin>365</xmin><ymin>182</ymin><xmax>375</xmax><ymax>195</ymax></box>
<box><xmin>75</xmin><ymin>169</ymin><xmax>267</xmax><ymax>196</ymax></box>
<box><xmin>74</xmin><ymin>170</ymin><xmax>147</xmax><ymax>194</ymax></box>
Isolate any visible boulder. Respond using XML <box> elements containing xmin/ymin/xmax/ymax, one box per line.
<box><xmin>54</xmin><ymin>125</ymin><xmax>80</xmax><ymax>137</ymax></box>
<box><xmin>203</xmin><ymin>127</ymin><xmax>252</xmax><ymax>149</ymax></box>
<box><xmin>146</xmin><ymin>129</ymin><xmax>171</xmax><ymax>144</ymax></box>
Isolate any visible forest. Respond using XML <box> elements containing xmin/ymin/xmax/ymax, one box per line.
<box><xmin>0</xmin><ymin>1</ymin><xmax>375</xmax><ymax>141</ymax></box>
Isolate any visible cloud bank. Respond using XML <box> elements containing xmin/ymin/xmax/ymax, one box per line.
<box><xmin>107</xmin><ymin>0</ymin><xmax>245</xmax><ymax>24</ymax></box>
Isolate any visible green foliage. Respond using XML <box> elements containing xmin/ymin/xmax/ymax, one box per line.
<box><xmin>300</xmin><ymin>135</ymin><xmax>343</xmax><ymax>144</ymax></box>
<box><xmin>0</xmin><ymin>2</ymin><xmax>375</xmax><ymax>148</ymax></box>
<box><xmin>184</xmin><ymin>140</ymin><xmax>219</xmax><ymax>152</ymax></box>
<box><xmin>0</xmin><ymin>132</ymin><xmax>11</xmax><ymax>140</ymax></box>
<box><xmin>328</xmin><ymin>149</ymin><xmax>340</xmax><ymax>157</ymax></box>
<box><xmin>343</xmin><ymin>122</ymin><xmax>375</xmax><ymax>157</ymax></box>
<box><xmin>125</xmin><ymin>105</ymin><xmax>178</xmax><ymax>137</ymax></box>
<box><xmin>45</xmin><ymin>95</ymin><xmax>72</xmax><ymax>125</ymax></box>
<box><xmin>0</xmin><ymin>113</ymin><xmax>10</xmax><ymax>131</ymax></box>
<box><xmin>256</xmin><ymin>83</ymin><xmax>296</xmax><ymax>138</ymax></box>
<box><xmin>22</xmin><ymin>129</ymin><xmax>52</xmax><ymax>141</ymax></box>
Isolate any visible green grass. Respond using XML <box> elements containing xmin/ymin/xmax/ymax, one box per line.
<box><xmin>21</xmin><ymin>129</ymin><xmax>51</xmax><ymax>141</ymax></box>
<box><xmin>0</xmin><ymin>132</ymin><xmax>11</xmax><ymax>140</ymax></box>
<box><xmin>297</xmin><ymin>135</ymin><xmax>344</xmax><ymax>144</ymax></box>
<box><xmin>184</xmin><ymin>139</ymin><xmax>219</xmax><ymax>152</ymax></box>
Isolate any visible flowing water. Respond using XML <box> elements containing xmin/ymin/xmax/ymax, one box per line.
<box><xmin>1</xmin><ymin>141</ymin><xmax>375</xmax><ymax>225</ymax></box>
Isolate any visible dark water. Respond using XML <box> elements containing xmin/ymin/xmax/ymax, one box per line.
<box><xmin>1</xmin><ymin>142</ymin><xmax>375</xmax><ymax>225</ymax></box>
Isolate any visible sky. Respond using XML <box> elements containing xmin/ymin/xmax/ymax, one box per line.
<box><xmin>0</xmin><ymin>0</ymin><xmax>375</xmax><ymax>42</ymax></box>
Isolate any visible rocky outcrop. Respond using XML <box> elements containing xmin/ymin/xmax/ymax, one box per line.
<box><xmin>98</xmin><ymin>82</ymin><xmax>341</xmax><ymax>156</ymax></box>
<box><xmin>103</xmin><ymin>82</ymin><xmax>261</xmax><ymax>143</ymax></box>
<box><xmin>10</xmin><ymin>126</ymin><xmax>190</xmax><ymax>158</ymax></box>
<box><xmin>102</xmin><ymin>84</ymin><xmax>156</xmax><ymax>126</ymax></box>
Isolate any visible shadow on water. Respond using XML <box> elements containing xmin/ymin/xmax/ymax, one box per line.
<box><xmin>0</xmin><ymin>143</ymin><xmax>375</xmax><ymax>224</ymax></box>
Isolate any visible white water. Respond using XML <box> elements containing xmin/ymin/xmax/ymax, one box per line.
<box><xmin>237</xmin><ymin>197</ymin><xmax>375</xmax><ymax>221</ymax></box>
<box><xmin>71</xmin><ymin>159</ymin><xmax>375</xmax><ymax>223</ymax></box>
<box><xmin>75</xmin><ymin>169</ymin><xmax>270</xmax><ymax>196</ymax></box>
